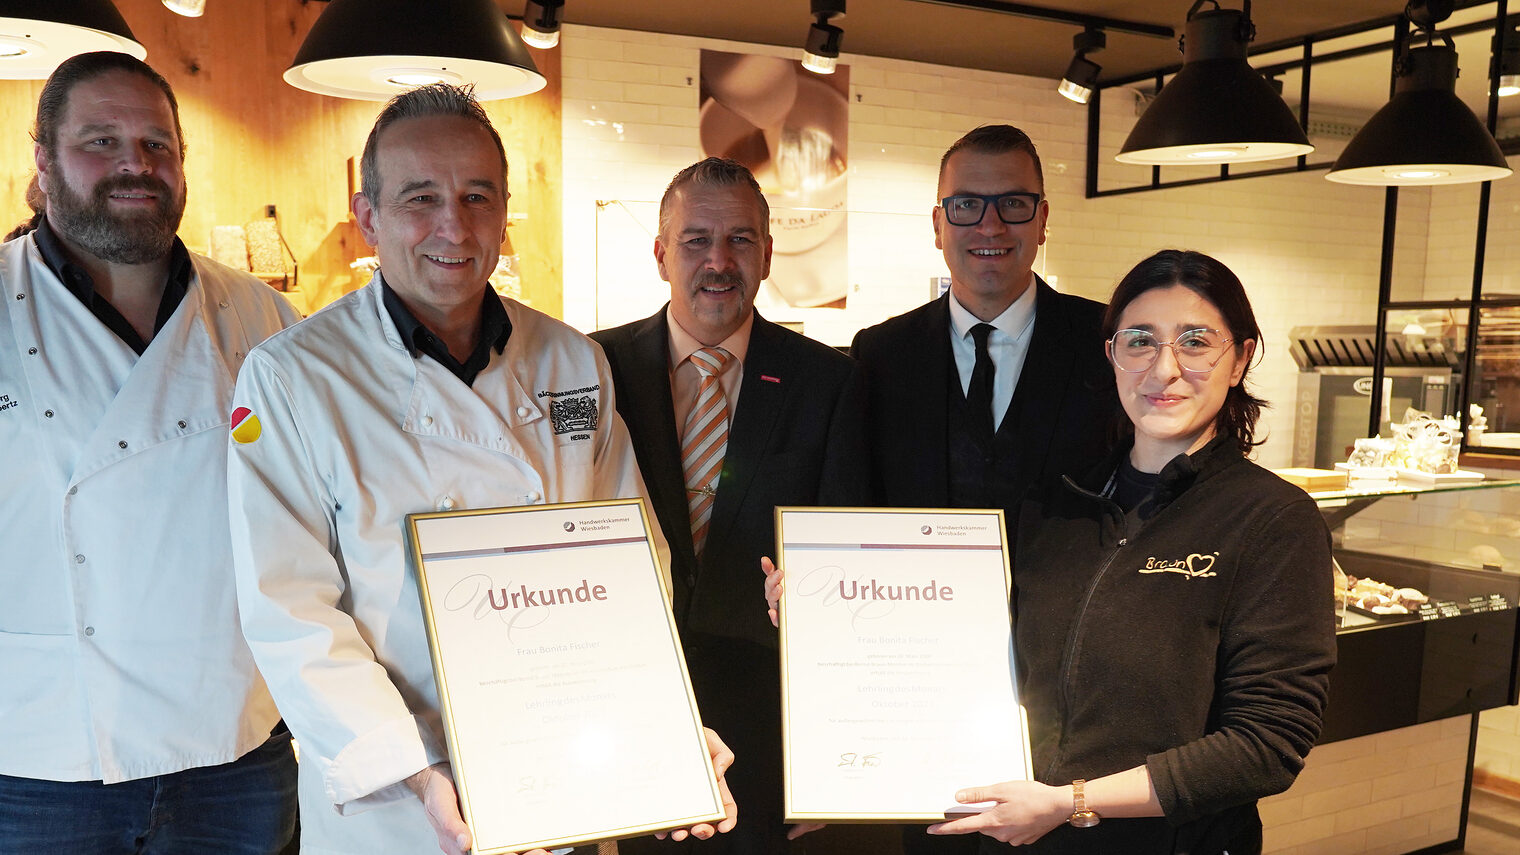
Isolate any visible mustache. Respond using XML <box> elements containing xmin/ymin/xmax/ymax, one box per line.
<box><xmin>695</xmin><ymin>271</ymin><xmax>745</xmax><ymax>289</ymax></box>
<box><xmin>93</xmin><ymin>175</ymin><xmax>173</xmax><ymax>200</ymax></box>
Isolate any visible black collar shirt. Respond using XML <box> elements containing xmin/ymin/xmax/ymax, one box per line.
<box><xmin>34</xmin><ymin>217</ymin><xmax>193</xmax><ymax>357</ymax></box>
<box><xmin>381</xmin><ymin>278</ymin><xmax>511</xmax><ymax>387</ymax></box>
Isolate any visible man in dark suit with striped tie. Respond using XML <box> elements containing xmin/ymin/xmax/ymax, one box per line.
<box><xmin>592</xmin><ymin>157</ymin><xmax>868</xmax><ymax>854</ymax></box>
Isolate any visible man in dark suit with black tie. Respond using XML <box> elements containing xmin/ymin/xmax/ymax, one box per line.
<box><xmin>592</xmin><ymin>157</ymin><xmax>867</xmax><ymax>855</ymax></box>
<box><xmin>850</xmin><ymin>125</ymin><xmax>1117</xmax><ymax>855</ymax></box>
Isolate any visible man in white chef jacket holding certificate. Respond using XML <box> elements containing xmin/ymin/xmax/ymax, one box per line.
<box><xmin>228</xmin><ymin>84</ymin><xmax>736</xmax><ymax>855</ymax></box>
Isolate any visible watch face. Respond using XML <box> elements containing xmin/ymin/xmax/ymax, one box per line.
<box><xmin>1069</xmin><ymin>810</ymin><xmax>1101</xmax><ymax>828</ymax></box>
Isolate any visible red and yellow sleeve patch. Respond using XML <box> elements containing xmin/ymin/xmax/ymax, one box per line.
<box><xmin>230</xmin><ymin>406</ymin><xmax>262</xmax><ymax>444</ymax></box>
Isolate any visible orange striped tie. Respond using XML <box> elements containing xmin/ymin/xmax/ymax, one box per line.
<box><xmin>682</xmin><ymin>347</ymin><xmax>733</xmax><ymax>556</ymax></box>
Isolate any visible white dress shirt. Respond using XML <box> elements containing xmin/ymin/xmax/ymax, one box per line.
<box><xmin>0</xmin><ymin>234</ymin><xmax>299</xmax><ymax>783</ymax></box>
<box><xmin>947</xmin><ymin>282</ymin><xmax>1038</xmax><ymax>431</ymax></box>
<box><xmin>667</xmin><ymin>306</ymin><xmax>753</xmax><ymax>428</ymax></box>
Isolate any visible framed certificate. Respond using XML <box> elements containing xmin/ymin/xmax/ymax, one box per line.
<box><xmin>406</xmin><ymin>498</ymin><xmax>726</xmax><ymax>853</ymax></box>
<box><xmin>776</xmin><ymin>507</ymin><xmax>1031</xmax><ymax>822</ymax></box>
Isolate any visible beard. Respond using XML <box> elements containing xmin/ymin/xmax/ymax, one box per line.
<box><xmin>45</xmin><ymin>168</ymin><xmax>186</xmax><ymax>266</ymax></box>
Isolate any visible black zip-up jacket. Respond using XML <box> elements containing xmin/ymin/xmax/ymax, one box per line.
<box><xmin>1001</xmin><ymin>436</ymin><xmax>1336</xmax><ymax>855</ymax></box>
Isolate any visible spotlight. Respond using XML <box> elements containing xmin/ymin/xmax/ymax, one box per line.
<box><xmin>1059</xmin><ymin>28</ymin><xmax>1105</xmax><ymax>104</ymax></box>
<box><xmin>802</xmin><ymin>0</ymin><xmax>845</xmax><ymax>75</ymax></box>
<box><xmin>521</xmin><ymin>0</ymin><xmax>564</xmax><ymax>50</ymax></box>
<box><xmin>162</xmin><ymin>0</ymin><xmax>206</xmax><ymax>16</ymax></box>
<box><xmin>1495</xmin><ymin>25</ymin><xmax>1520</xmax><ymax>97</ymax></box>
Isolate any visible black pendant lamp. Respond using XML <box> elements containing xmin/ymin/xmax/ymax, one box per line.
<box><xmin>286</xmin><ymin>0</ymin><xmax>545</xmax><ymax>101</ymax></box>
<box><xmin>1327</xmin><ymin>35</ymin><xmax>1511</xmax><ymax>185</ymax></box>
<box><xmin>1117</xmin><ymin>1</ymin><xmax>1312</xmax><ymax>165</ymax></box>
<box><xmin>0</xmin><ymin>0</ymin><xmax>146</xmax><ymax>79</ymax></box>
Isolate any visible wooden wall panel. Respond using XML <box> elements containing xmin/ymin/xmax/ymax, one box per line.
<box><xmin>0</xmin><ymin>0</ymin><xmax>562</xmax><ymax>318</ymax></box>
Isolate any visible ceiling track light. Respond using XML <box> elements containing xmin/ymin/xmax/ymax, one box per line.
<box><xmin>285</xmin><ymin>0</ymin><xmax>545</xmax><ymax>101</ymax></box>
<box><xmin>0</xmin><ymin>0</ymin><xmax>147</xmax><ymax>79</ymax></box>
<box><xmin>802</xmin><ymin>0</ymin><xmax>846</xmax><ymax>75</ymax></box>
<box><xmin>1059</xmin><ymin>27</ymin><xmax>1105</xmax><ymax>104</ymax></box>
<box><xmin>1326</xmin><ymin>0</ymin><xmax>1511</xmax><ymax>186</ymax></box>
<box><xmin>162</xmin><ymin>0</ymin><xmax>206</xmax><ymax>17</ymax></box>
<box><xmin>1494</xmin><ymin>22</ymin><xmax>1520</xmax><ymax>97</ymax></box>
<box><xmin>521</xmin><ymin>0</ymin><xmax>564</xmax><ymax>50</ymax></box>
<box><xmin>1116</xmin><ymin>0</ymin><xmax>1313</xmax><ymax>165</ymax></box>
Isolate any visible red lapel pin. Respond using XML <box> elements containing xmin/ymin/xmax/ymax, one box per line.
<box><xmin>761</xmin><ymin>375</ymin><xmax>781</xmax><ymax>383</ymax></box>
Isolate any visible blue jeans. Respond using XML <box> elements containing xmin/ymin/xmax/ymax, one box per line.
<box><xmin>0</xmin><ymin>728</ymin><xmax>297</xmax><ymax>855</ymax></box>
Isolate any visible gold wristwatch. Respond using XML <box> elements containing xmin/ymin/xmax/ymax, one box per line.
<box><xmin>1068</xmin><ymin>779</ymin><xmax>1101</xmax><ymax>827</ymax></box>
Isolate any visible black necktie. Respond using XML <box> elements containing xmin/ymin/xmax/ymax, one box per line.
<box><xmin>967</xmin><ymin>323</ymin><xmax>996</xmax><ymax>441</ymax></box>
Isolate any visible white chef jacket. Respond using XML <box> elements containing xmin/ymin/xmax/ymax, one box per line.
<box><xmin>0</xmin><ymin>233</ymin><xmax>300</xmax><ymax>783</ymax></box>
<box><xmin>228</xmin><ymin>273</ymin><xmax>662</xmax><ymax>855</ymax></box>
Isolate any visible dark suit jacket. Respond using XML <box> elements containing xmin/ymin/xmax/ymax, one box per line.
<box><xmin>591</xmin><ymin>308</ymin><xmax>869</xmax><ymax>647</ymax></box>
<box><xmin>593</xmin><ymin>307</ymin><xmax>868</xmax><ymax>852</ymax></box>
<box><xmin>851</xmin><ymin>278</ymin><xmax>1117</xmax><ymax>511</ymax></box>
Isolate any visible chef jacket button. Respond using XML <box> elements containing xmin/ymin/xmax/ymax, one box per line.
<box><xmin>219</xmin><ymin>300</ymin><xmax>230</xmax><ymax>308</ymax></box>
<box><xmin>44</xmin><ymin>409</ymin><xmax>54</xmax><ymax>418</ymax></box>
<box><xmin>118</xmin><ymin>440</ymin><xmax>128</xmax><ymax>449</ymax></box>
<box><xmin>28</xmin><ymin>347</ymin><xmax>37</xmax><ymax>355</ymax></box>
<box><xmin>526</xmin><ymin>491</ymin><xmax>541</xmax><ymax>503</ymax></box>
<box><xmin>75</xmin><ymin>554</ymin><xmax>86</xmax><ymax>564</ymax></box>
<box><xmin>516</xmin><ymin>406</ymin><xmax>531</xmax><ymax>418</ymax></box>
<box><xmin>438</xmin><ymin>496</ymin><xmax>457</xmax><ymax>511</ymax></box>
<box><xmin>84</xmin><ymin>626</ymin><xmax>95</xmax><ymax>637</ymax></box>
<box><xmin>422</xmin><ymin>415</ymin><xmax>434</xmax><ymax>427</ymax></box>
<box><xmin>177</xmin><ymin>420</ymin><xmax>188</xmax><ymax>429</ymax></box>
<box><xmin>14</xmin><ymin>293</ymin><xmax>23</xmax><ymax>301</ymax></box>
<box><xmin>68</xmin><ymin>486</ymin><xmax>78</xmax><ymax>496</ymax></box>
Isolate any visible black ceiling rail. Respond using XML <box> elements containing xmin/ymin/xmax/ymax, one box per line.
<box><xmin>906</xmin><ymin>0</ymin><xmax>1174</xmax><ymax>39</ymax></box>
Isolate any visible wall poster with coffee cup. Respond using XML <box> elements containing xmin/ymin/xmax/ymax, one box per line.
<box><xmin>700</xmin><ymin>50</ymin><xmax>849</xmax><ymax>310</ymax></box>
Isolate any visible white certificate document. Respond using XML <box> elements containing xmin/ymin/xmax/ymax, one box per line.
<box><xmin>777</xmin><ymin>507</ymin><xmax>1030</xmax><ymax>822</ymax></box>
<box><xmin>407</xmin><ymin>499</ymin><xmax>725</xmax><ymax>854</ymax></box>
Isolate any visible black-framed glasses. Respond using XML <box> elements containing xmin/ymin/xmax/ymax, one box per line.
<box><xmin>1107</xmin><ymin>328</ymin><xmax>1235</xmax><ymax>374</ymax></box>
<box><xmin>939</xmin><ymin>192</ymin><xmax>1043</xmax><ymax>226</ymax></box>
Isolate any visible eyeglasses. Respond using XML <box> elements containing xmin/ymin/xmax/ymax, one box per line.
<box><xmin>1107</xmin><ymin>328</ymin><xmax>1236</xmax><ymax>374</ymax></box>
<box><xmin>939</xmin><ymin>192</ymin><xmax>1043</xmax><ymax>226</ymax></box>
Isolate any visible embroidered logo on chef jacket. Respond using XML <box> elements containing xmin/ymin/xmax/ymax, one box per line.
<box><xmin>548</xmin><ymin>395</ymin><xmax>598</xmax><ymax>436</ymax></box>
<box><xmin>1139</xmin><ymin>551</ymin><xmax>1218</xmax><ymax>579</ymax></box>
<box><xmin>0</xmin><ymin>393</ymin><xmax>17</xmax><ymax>414</ymax></box>
<box><xmin>230</xmin><ymin>406</ymin><xmax>262</xmax><ymax>444</ymax></box>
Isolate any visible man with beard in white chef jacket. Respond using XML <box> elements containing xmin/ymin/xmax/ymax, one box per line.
<box><xmin>228</xmin><ymin>83</ymin><xmax>737</xmax><ymax>855</ymax></box>
<box><xmin>0</xmin><ymin>52</ymin><xmax>301</xmax><ymax>852</ymax></box>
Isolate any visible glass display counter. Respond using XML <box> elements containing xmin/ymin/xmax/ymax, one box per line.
<box><xmin>1258</xmin><ymin>479</ymin><xmax>1520</xmax><ymax>854</ymax></box>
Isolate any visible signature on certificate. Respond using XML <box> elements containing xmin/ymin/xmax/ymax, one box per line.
<box><xmin>837</xmin><ymin>752</ymin><xmax>882</xmax><ymax>769</ymax></box>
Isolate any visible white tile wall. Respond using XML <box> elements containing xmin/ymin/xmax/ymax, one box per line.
<box><xmin>1262</xmin><ymin>718</ymin><xmax>1468</xmax><ymax>854</ymax></box>
<box><xmin>558</xmin><ymin>24</ymin><xmax>1397</xmax><ymax>467</ymax></box>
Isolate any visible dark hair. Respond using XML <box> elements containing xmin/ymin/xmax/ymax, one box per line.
<box><xmin>1102</xmin><ymin>249</ymin><xmax>1268</xmax><ymax>454</ymax></box>
<box><xmin>658</xmin><ymin>157</ymin><xmax>769</xmax><ymax>238</ymax></box>
<box><xmin>938</xmin><ymin>124</ymin><xmax>1044</xmax><ymax>192</ymax></box>
<box><xmin>33</xmin><ymin>51</ymin><xmax>185</xmax><ymax>161</ymax></box>
<box><xmin>360</xmin><ymin>83</ymin><xmax>508</xmax><ymax>204</ymax></box>
<box><xmin>4</xmin><ymin>175</ymin><xmax>45</xmax><ymax>242</ymax></box>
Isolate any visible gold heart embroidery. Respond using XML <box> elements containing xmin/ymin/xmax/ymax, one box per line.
<box><xmin>1186</xmin><ymin>553</ymin><xmax>1217</xmax><ymax>578</ymax></box>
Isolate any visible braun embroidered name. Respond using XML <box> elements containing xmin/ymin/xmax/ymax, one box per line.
<box><xmin>838</xmin><ymin>579</ymin><xmax>954</xmax><ymax>601</ymax></box>
<box><xmin>487</xmin><ymin>579</ymin><xmax>609</xmax><ymax>610</ymax></box>
<box><xmin>0</xmin><ymin>393</ymin><xmax>16</xmax><ymax>412</ymax></box>
<box><xmin>1139</xmin><ymin>552</ymin><xmax>1219</xmax><ymax>579</ymax></box>
<box><xmin>538</xmin><ymin>383</ymin><xmax>601</xmax><ymax>398</ymax></box>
